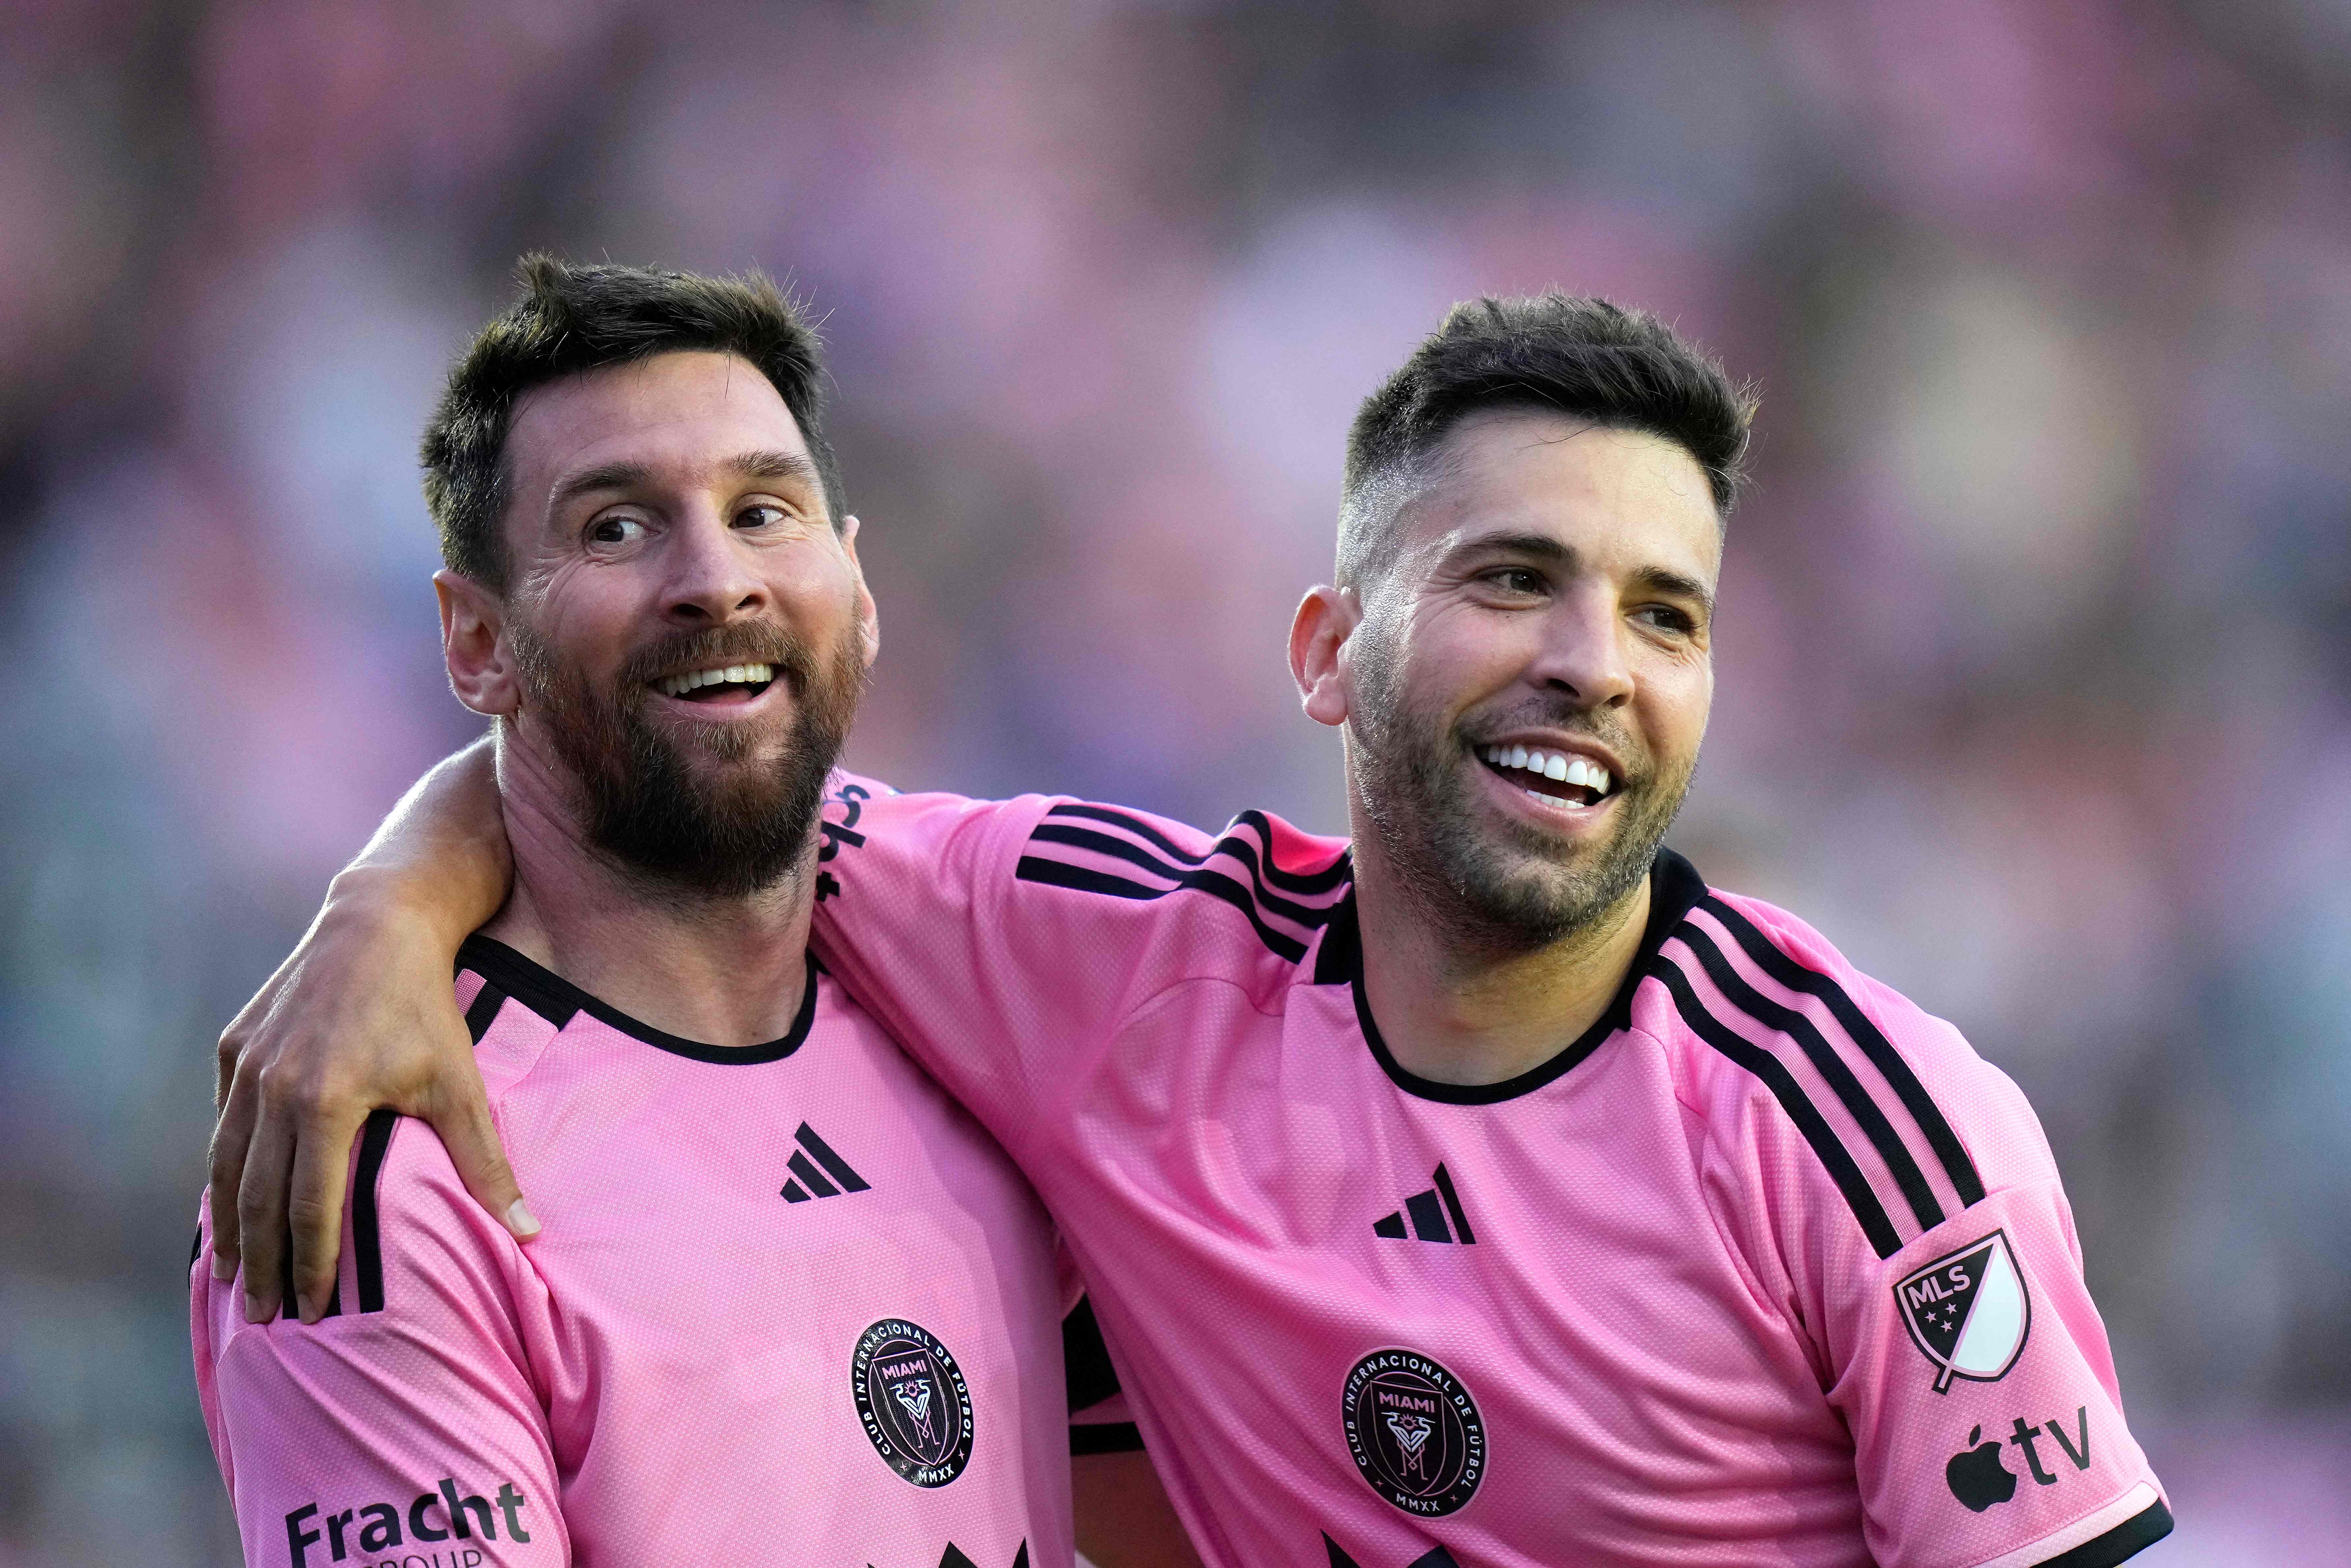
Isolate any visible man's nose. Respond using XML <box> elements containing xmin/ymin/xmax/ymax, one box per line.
<box><xmin>661</xmin><ymin>509</ymin><xmax>766</xmax><ymax>624</ymax></box>
<box><xmin>1526</xmin><ymin>586</ymin><xmax>1635</xmax><ymax>709</ymax></box>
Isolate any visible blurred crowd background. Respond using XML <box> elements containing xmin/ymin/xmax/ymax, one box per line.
<box><xmin>2</xmin><ymin>0</ymin><xmax>2346</xmax><ymax>1561</ymax></box>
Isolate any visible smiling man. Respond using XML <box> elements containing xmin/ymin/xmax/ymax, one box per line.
<box><xmin>212</xmin><ymin>294</ymin><xmax>2169</xmax><ymax>1567</ymax></box>
<box><xmin>189</xmin><ymin>261</ymin><xmax>1188</xmax><ymax>1568</ymax></box>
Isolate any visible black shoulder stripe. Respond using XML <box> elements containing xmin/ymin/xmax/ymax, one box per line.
<box><xmin>1045</xmin><ymin>803</ymin><xmax>1212</xmax><ymax>864</ymax></box>
<box><xmin>1015</xmin><ymin>855</ymin><xmax>1310</xmax><ymax>963</ymax></box>
<box><xmin>351</xmin><ymin>1109</ymin><xmax>399</xmax><ymax>1314</ymax></box>
<box><xmin>1677</xmin><ymin>925</ymin><xmax>1946</xmax><ymax>1233</ymax></box>
<box><xmin>189</xmin><ymin>1226</ymin><xmax>202</xmax><ymax>1268</ymax></box>
<box><xmin>1230</xmin><ymin>810</ymin><xmax>1354</xmax><ymax>894</ymax></box>
<box><xmin>1044</xmin><ymin>803</ymin><xmax>1353</xmax><ymax>896</ymax></box>
<box><xmin>1029</xmin><ymin>822</ymin><xmax>1338</xmax><ymax>931</ymax></box>
<box><xmin>1651</xmin><ymin>957</ymin><xmax>1903</xmax><ymax>1258</ymax></box>
<box><xmin>1700</xmin><ymin>897</ymin><xmax>1986</xmax><ymax>1206</ymax></box>
<box><xmin>464</xmin><ymin>982</ymin><xmax>507</xmax><ymax>1044</ymax></box>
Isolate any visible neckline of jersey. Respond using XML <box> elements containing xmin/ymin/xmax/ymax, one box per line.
<box><xmin>454</xmin><ymin>934</ymin><xmax>819</xmax><ymax>1065</ymax></box>
<box><xmin>1326</xmin><ymin>847</ymin><xmax>1708</xmax><ymax>1105</ymax></box>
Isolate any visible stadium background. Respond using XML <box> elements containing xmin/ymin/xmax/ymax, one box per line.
<box><xmin>2</xmin><ymin>1</ymin><xmax>2347</xmax><ymax>1561</ymax></box>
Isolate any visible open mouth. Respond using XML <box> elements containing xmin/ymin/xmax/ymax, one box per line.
<box><xmin>652</xmin><ymin>662</ymin><xmax>778</xmax><ymax>705</ymax></box>
<box><xmin>1478</xmin><ymin>743</ymin><xmax>1617</xmax><ymax>808</ymax></box>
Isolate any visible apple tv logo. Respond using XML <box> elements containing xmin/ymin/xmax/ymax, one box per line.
<box><xmin>1945</xmin><ymin>1425</ymin><xmax>2018</xmax><ymax>1512</ymax></box>
<box><xmin>1947</xmin><ymin>1408</ymin><xmax>2094</xmax><ymax>1511</ymax></box>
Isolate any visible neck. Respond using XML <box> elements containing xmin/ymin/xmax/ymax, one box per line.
<box><xmin>481</xmin><ymin>733</ymin><xmax>817</xmax><ymax>1050</ymax></box>
<box><xmin>1348</xmin><ymin>819</ymin><xmax>1653</xmax><ymax>1090</ymax></box>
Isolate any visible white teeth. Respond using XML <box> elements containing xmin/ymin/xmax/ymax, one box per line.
<box><xmin>655</xmin><ymin>663</ymin><xmax>774</xmax><ymax>698</ymax></box>
<box><xmin>1482</xmin><ymin>741</ymin><xmax>1618</xmax><ymax>798</ymax></box>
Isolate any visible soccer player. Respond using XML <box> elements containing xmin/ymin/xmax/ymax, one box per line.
<box><xmin>189</xmin><ymin>261</ymin><xmax>1192</xmax><ymax>1568</ymax></box>
<box><xmin>214</xmin><ymin>295</ymin><xmax>2172</xmax><ymax>1567</ymax></box>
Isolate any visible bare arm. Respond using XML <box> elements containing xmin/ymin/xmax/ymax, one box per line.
<box><xmin>1074</xmin><ymin>1450</ymin><xmax>1204</xmax><ymax>1568</ymax></box>
<box><xmin>209</xmin><ymin>735</ymin><xmax>521</xmax><ymax>1324</ymax></box>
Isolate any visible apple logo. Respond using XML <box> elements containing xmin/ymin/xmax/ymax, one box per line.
<box><xmin>1946</xmin><ymin>1425</ymin><xmax>2018</xmax><ymax>1512</ymax></box>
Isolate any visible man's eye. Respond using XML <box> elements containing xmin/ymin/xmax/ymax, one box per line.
<box><xmin>736</xmin><ymin>503</ymin><xmax>788</xmax><ymax>529</ymax></box>
<box><xmin>1636</xmin><ymin>604</ymin><xmax>1695</xmax><ymax>632</ymax></box>
<box><xmin>1487</xmin><ymin>568</ymin><xmax>1545</xmax><ymax>595</ymax></box>
<box><xmin>587</xmin><ymin>515</ymin><xmax>646</xmax><ymax>546</ymax></box>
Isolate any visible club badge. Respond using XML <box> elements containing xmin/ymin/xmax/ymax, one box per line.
<box><xmin>852</xmin><ymin>1319</ymin><xmax>974</xmax><ymax>1486</ymax></box>
<box><xmin>1895</xmin><ymin>1230</ymin><xmax>2031</xmax><ymax>1393</ymax></box>
<box><xmin>1341</xmin><ymin>1349</ymin><xmax>1486</xmax><ymax>1517</ymax></box>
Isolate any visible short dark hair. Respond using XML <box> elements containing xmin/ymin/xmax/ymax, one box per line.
<box><xmin>1338</xmin><ymin>294</ymin><xmax>1755</xmax><ymax>586</ymax></box>
<box><xmin>421</xmin><ymin>255</ymin><xmax>845</xmax><ymax>592</ymax></box>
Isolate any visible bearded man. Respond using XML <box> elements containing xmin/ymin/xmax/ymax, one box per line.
<box><xmin>190</xmin><ymin>259</ymin><xmax>1190</xmax><ymax>1568</ymax></box>
<box><xmin>212</xmin><ymin>289</ymin><xmax>2170</xmax><ymax>1568</ymax></box>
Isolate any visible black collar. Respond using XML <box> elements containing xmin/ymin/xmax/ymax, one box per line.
<box><xmin>1315</xmin><ymin>848</ymin><xmax>1708</xmax><ymax>1105</ymax></box>
<box><xmin>456</xmin><ymin>935</ymin><xmax>819</xmax><ymax>1065</ymax></box>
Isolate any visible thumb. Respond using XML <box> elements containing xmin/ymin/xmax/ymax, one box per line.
<box><xmin>427</xmin><ymin>1067</ymin><xmax>538</xmax><ymax>1242</ymax></box>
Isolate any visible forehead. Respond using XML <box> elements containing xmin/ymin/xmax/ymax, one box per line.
<box><xmin>504</xmin><ymin>349</ymin><xmax>809</xmax><ymax>497</ymax></box>
<box><xmin>1404</xmin><ymin>410</ymin><xmax>1723</xmax><ymax>584</ymax></box>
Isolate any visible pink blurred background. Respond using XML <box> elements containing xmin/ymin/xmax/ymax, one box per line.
<box><xmin>2</xmin><ymin>1</ymin><xmax>2346</xmax><ymax>1561</ymax></box>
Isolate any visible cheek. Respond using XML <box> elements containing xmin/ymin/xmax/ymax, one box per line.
<box><xmin>766</xmin><ymin>544</ymin><xmax>864</xmax><ymax>624</ymax></box>
<box><xmin>1401</xmin><ymin>601</ymin><xmax>1532</xmax><ymax>711</ymax></box>
<box><xmin>1642</xmin><ymin>655</ymin><xmax>1713</xmax><ymax>757</ymax></box>
<box><xmin>529</xmin><ymin>571</ymin><xmax>644</xmax><ymax>676</ymax></box>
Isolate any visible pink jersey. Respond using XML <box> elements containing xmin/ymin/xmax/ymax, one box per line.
<box><xmin>190</xmin><ymin>935</ymin><xmax>1110</xmax><ymax>1568</ymax></box>
<box><xmin>808</xmin><ymin>779</ymin><xmax>2171</xmax><ymax>1568</ymax></box>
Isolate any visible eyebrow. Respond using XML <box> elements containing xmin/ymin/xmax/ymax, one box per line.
<box><xmin>546</xmin><ymin>449</ymin><xmax>821</xmax><ymax>512</ymax></box>
<box><xmin>1456</xmin><ymin>530</ymin><xmax>1716</xmax><ymax>615</ymax></box>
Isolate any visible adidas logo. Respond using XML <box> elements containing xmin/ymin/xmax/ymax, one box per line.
<box><xmin>780</xmin><ymin>1122</ymin><xmax>871</xmax><ymax>1203</ymax></box>
<box><xmin>1371</xmin><ymin>1164</ymin><xmax>1476</xmax><ymax>1245</ymax></box>
<box><xmin>1325</xmin><ymin>1532</ymin><xmax>1458</xmax><ymax>1568</ymax></box>
<box><xmin>869</xmin><ymin>1541</ymin><xmax>1028</xmax><ymax>1568</ymax></box>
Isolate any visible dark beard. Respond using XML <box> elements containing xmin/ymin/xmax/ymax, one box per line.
<box><xmin>1349</xmin><ymin>631</ymin><xmax>1691</xmax><ymax>953</ymax></box>
<box><xmin>508</xmin><ymin>618</ymin><xmax>866</xmax><ymax>900</ymax></box>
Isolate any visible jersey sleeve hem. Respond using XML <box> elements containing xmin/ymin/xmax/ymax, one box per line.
<box><xmin>1964</xmin><ymin>1483</ymin><xmax>2170</xmax><ymax>1568</ymax></box>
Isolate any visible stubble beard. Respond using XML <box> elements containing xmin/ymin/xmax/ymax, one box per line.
<box><xmin>508</xmin><ymin>617</ymin><xmax>867</xmax><ymax>902</ymax></box>
<box><xmin>1348</xmin><ymin>630</ymin><xmax>1693</xmax><ymax>955</ymax></box>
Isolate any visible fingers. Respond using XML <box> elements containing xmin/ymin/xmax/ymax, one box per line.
<box><xmin>430</xmin><ymin>1062</ymin><xmax>538</xmax><ymax>1242</ymax></box>
<box><xmin>286</xmin><ymin>1101</ymin><xmax>366</xmax><ymax>1324</ymax></box>
<box><xmin>207</xmin><ymin>1065</ymin><xmax>260</xmax><ymax>1284</ymax></box>
<box><xmin>234</xmin><ymin>1069</ymin><xmax>301</xmax><ymax>1322</ymax></box>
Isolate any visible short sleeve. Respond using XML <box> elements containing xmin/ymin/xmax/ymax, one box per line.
<box><xmin>807</xmin><ymin>773</ymin><xmax>1349</xmax><ymax>1156</ymax></box>
<box><xmin>1835</xmin><ymin>1174</ymin><xmax>2171</xmax><ymax>1568</ymax></box>
<box><xmin>1703</xmin><ymin>1014</ymin><xmax>2172</xmax><ymax>1568</ymax></box>
<box><xmin>189</xmin><ymin>1115</ymin><xmax>569</xmax><ymax>1566</ymax></box>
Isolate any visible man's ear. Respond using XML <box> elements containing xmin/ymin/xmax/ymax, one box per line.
<box><xmin>436</xmin><ymin>571</ymin><xmax>521</xmax><ymax>718</ymax></box>
<box><xmin>1288</xmin><ymin>583</ymin><xmax>1359</xmax><ymax>729</ymax></box>
<box><xmin>840</xmin><ymin>514</ymin><xmax>880</xmax><ymax>669</ymax></box>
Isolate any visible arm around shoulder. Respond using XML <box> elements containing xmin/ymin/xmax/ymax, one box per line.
<box><xmin>210</xmin><ymin>737</ymin><xmax>529</xmax><ymax>1326</ymax></box>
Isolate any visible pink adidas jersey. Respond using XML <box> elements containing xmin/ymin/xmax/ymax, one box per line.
<box><xmin>190</xmin><ymin>935</ymin><xmax>1104</xmax><ymax>1568</ymax></box>
<box><xmin>809</xmin><ymin>779</ymin><xmax>2170</xmax><ymax>1568</ymax></box>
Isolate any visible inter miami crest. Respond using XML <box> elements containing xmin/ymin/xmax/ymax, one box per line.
<box><xmin>852</xmin><ymin>1319</ymin><xmax>975</xmax><ymax>1486</ymax></box>
<box><xmin>1895</xmin><ymin>1230</ymin><xmax>2031</xmax><ymax>1393</ymax></box>
<box><xmin>1341</xmin><ymin>1349</ymin><xmax>1486</xmax><ymax>1517</ymax></box>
